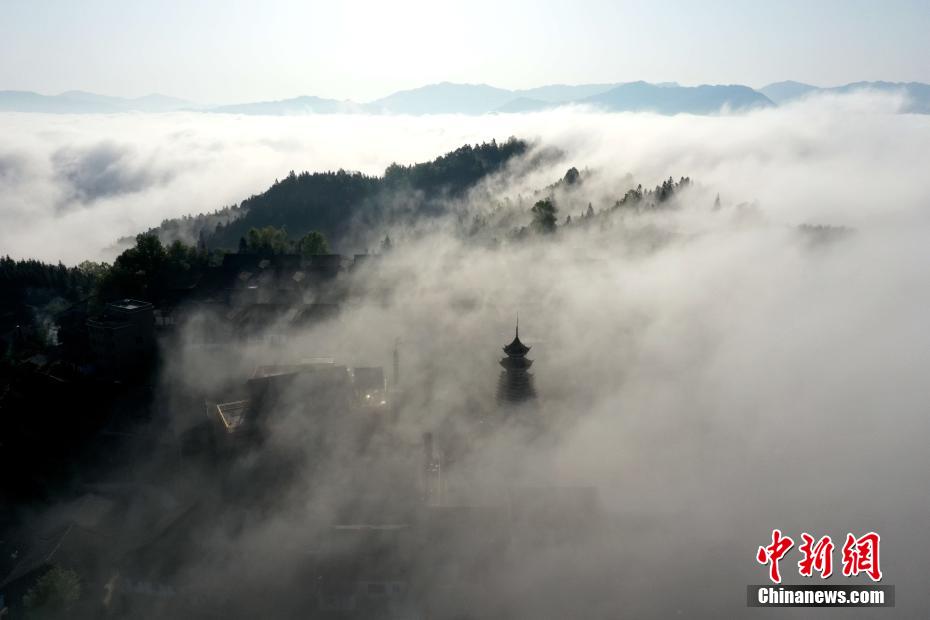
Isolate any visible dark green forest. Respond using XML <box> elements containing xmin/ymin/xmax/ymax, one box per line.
<box><xmin>0</xmin><ymin>139</ymin><xmax>703</xmax><ymax>356</ymax></box>
<box><xmin>0</xmin><ymin>257</ymin><xmax>103</xmax><ymax>343</ymax></box>
<box><xmin>142</xmin><ymin>137</ymin><xmax>530</xmax><ymax>253</ymax></box>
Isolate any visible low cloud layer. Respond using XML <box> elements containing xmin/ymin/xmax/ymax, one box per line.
<box><xmin>1</xmin><ymin>90</ymin><xmax>928</xmax><ymax>263</ymax></box>
<box><xmin>6</xmin><ymin>93</ymin><xmax>930</xmax><ymax>616</ymax></box>
<box><xmin>50</xmin><ymin>140</ymin><xmax>174</xmax><ymax>205</ymax></box>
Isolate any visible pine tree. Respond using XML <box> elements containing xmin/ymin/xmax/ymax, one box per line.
<box><xmin>531</xmin><ymin>199</ymin><xmax>558</xmax><ymax>234</ymax></box>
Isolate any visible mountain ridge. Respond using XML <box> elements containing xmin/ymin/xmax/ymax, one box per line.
<box><xmin>582</xmin><ymin>81</ymin><xmax>773</xmax><ymax>113</ymax></box>
<box><xmin>0</xmin><ymin>90</ymin><xmax>195</xmax><ymax>113</ymax></box>
<box><xmin>760</xmin><ymin>80</ymin><xmax>930</xmax><ymax>112</ymax></box>
<box><xmin>4</xmin><ymin>80</ymin><xmax>930</xmax><ymax>115</ymax></box>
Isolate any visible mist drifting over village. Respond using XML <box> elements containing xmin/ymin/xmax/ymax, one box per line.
<box><xmin>2</xmin><ymin>86</ymin><xmax>930</xmax><ymax>618</ymax></box>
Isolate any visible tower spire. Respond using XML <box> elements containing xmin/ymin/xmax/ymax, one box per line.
<box><xmin>498</xmin><ymin>321</ymin><xmax>535</xmax><ymax>404</ymax></box>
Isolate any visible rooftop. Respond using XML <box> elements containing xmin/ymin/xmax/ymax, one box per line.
<box><xmin>87</xmin><ymin>315</ymin><xmax>134</xmax><ymax>328</ymax></box>
<box><xmin>109</xmin><ymin>299</ymin><xmax>153</xmax><ymax>313</ymax></box>
<box><xmin>502</xmin><ymin>325</ymin><xmax>530</xmax><ymax>357</ymax></box>
<box><xmin>215</xmin><ymin>400</ymin><xmax>250</xmax><ymax>433</ymax></box>
<box><xmin>251</xmin><ymin>360</ymin><xmax>336</xmax><ymax>379</ymax></box>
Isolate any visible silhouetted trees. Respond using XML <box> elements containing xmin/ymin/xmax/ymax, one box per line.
<box><xmin>97</xmin><ymin>233</ymin><xmax>209</xmax><ymax>304</ymax></box>
<box><xmin>147</xmin><ymin>138</ymin><xmax>529</xmax><ymax>253</ymax></box>
<box><xmin>0</xmin><ymin>257</ymin><xmax>99</xmax><ymax>300</ymax></box>
<box><xmin>531</xmin><ymin>198</ymin><xmax>558</xmax><ymax>234</ymax></box>
<box><xmin>23</xmin><ymin>566</ymin><xmax>81</xmax><ymax>618</ymax></box>
<box><xmin>296</xmin><ymin>230</ymin><xmax>330</xmax><ymax>256</ymax></box>
<box><xmin>613</xmin><ymin>177</ymin><xmax>692</xmax><ymax>211</ymax></box>
<box><xmin>0</xmin><ymin>256</ymin><xmax>102</xmax><ymax>337</ymax></box>
<box><xmin>245</xmin><ymin>226</ymin><xmax>290</xmax><ymax>255</ymax></box>
<box><xmin>563</xmin><ymin>167</ymin><xmax>581</xmax><ymax>185</ymax></box>
<box><xmin>380</xmin><ymin>235</ymin><xmax>394</xmax><ymax>252</ymax></box>
<box><xmin>235</xmin><ymin>226</ymin><xmax>331</xmax><ymax>256</ymax></box>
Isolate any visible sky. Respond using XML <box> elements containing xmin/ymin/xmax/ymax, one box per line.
<box><xmin>2</xmin><ymin>0</ymin><xmax>930</xmax><ymax>103</ymax></box>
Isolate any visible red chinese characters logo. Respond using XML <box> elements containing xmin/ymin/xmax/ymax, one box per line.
<box><xmin>842</xmin><ymin>532</ymin><xmax>882</xmax><ymax>582</ymax></box>
<box><xmin>756</xmin><ymin>529</ymin><xmax>794</xmax><ymax>584</ymax></box>
<box><xmin>757</xmin><ymin>530</ymin><xmax>882</xmax><ymax>583</ymax></box>
<box><xmin>798</xmin><ymin>533</ymin><xmax>834</xmax><ymax>579</ymax></box>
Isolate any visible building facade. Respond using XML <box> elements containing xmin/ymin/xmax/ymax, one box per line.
<box><xmin>86</xmin><ymin>299</ymin><xmax>155</xmax><ymax>374</ymax></box>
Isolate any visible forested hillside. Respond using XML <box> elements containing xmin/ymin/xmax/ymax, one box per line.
<box><xmin>142</xmin><ymin>138</ymin><xmax>530</xmax><ymax>253</ymax></box>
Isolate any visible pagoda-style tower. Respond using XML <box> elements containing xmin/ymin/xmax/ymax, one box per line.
<box><xmin>497</xmin><ymin>322</ymin><xmax>537</xmax><ymax>404</ymax></box>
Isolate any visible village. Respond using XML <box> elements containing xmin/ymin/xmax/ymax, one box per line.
<box><xmin>1</xmin><ymin>251</ymin><xmax>602</xmax><ymax>619</ymax></box>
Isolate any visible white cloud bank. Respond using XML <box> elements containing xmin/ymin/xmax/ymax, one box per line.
<box><xmin>0</xmin><ymin>91</ymin><xmax>928</xmax><ymax>264</ymax></box>
<box><xmin>9</xmin><ymin>91</ymin><xmax>930</xmax><ymax>617</ymax></box>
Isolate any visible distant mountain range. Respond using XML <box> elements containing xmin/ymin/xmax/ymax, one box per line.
<box><xmin>759</xmin><ymin>80</ymin><xmax>930</xmax><ymax>113</ymax></box>
<box><xmin>0</xmin><ymin>90</ymin><xmax>195</xmax><ymax>113</ymax></box>
<box><xmin>209</xmin><ymin>96</ymin><xmax>362</xmax><ymax>115</ymax></box>
<box><xmin>206</xmin><ymin>81</ymin><xmax>772</xmax><ymax>116</ymax></box>
<box><xmin>2</xmin><ymin>80</ymin><xmax>929</xmax><ymax>116</ymax></box>
<box><xmin>584</xmin><ymin>81</ymin><xmax>770</xmax><ymax>114</ymax></box>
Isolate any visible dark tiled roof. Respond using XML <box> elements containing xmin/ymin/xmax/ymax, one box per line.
<box><xmin>502</xmin><ymin>327</ymin><xmax>530</xmax><ymax>357</ymax></box>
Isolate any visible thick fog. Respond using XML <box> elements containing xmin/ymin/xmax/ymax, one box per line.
<box><xmin>2</xmin><ymin>90</ymin><xmax>928</xmax><ymax>263</ymax></box>
<box><xmin>8</xmin><ymin>92</ymin><xmax>930</xmax><ymax>617</ymax></box>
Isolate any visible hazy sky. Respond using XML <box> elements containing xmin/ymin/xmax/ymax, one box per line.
<box><xmin>1</xmin><ymin>0</ymin><xmax>929</xmax><ymax>103</ymax></box>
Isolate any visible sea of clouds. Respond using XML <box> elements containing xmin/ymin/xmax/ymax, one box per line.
<box><xmin>1</xmin><ymin>90</ymin><xmax>928</xmax><ymax>263</ymax></box>
<box><xmin>7</xmin><ymin>91</ymin><xmax>930</xmax><ymax>617</ymax></box>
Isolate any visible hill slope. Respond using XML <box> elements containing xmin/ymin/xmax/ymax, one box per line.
<box><xmin>760</xmin><ymin>80</ymin><xmax>930</xmax><ymax>113</ymax></box>
<box><xmin>584</xmin><ymin>81</ymin><xmax>773</xmax><ymax>114</ymax></box>
<box><xmin>367</xmin><ymin>82</ymin><xmax>516</xmax><ymax>115</ymax></box>
<box><xmin>209</xmin><ymin>96</ymin><xmax>361</xmax><ymax>115</ymax></box>
<box><xmin>367</xmin><ymin>81</ymin><xmax>772</xmax><ymax>115</ymax></box>
<box><xmin>759</xmin><ymin>81</ymin><xmax>819</xmax><ymax>103</ymax></box>
<box><xmin>512</xmin><ymin>83</ymin><xmax>617</xmax><ymax>103</ymax></box>
<box><xmin>0</xmin><ymin>90</ymin><xmax>194</xmax><ymax>113</ymax></box>
<box><xmin>143</xmin><ymin>138</ymin><xmax>531</xmax><ymax>252</ymax></box>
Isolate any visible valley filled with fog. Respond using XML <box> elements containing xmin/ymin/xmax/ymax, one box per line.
<box><xmin>3</xmin><ymin>91</ymin><xmax>930</xmax><ymax>617</ymax></box>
